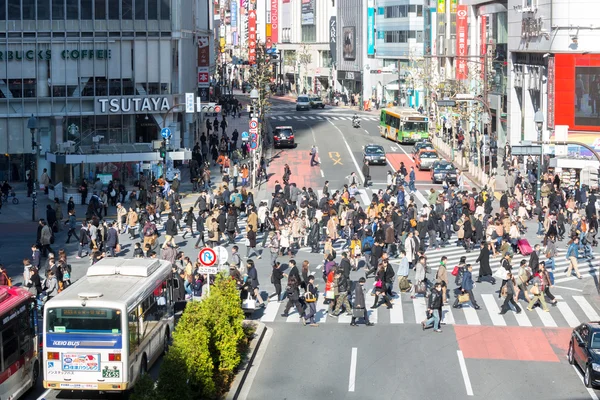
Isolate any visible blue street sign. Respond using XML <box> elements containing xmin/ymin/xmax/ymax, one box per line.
<box><xmin>241</xmin><ymin>131</ymin><xmax>249</xmax><ymax>140</ymax></box>
<box><xmin>161</xmin><ymin>127</ymin><xmax>172</xmax><ymax>139</ymax></box>
<box><xmin>250</xmin><ymin>141</ymin><xmax>258</xmax><ymax>150</ymax></box>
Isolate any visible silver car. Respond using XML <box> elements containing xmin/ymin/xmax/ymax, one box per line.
<box><xmin>296</xmin><ymin>96</ymin><xmax>311</xmax><ymax>111</ymax></box>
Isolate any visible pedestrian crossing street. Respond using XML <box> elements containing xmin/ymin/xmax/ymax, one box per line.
<box><xmin>269</xmin><ymin>115</ymin><xmax>379</xmax><ymax>122</ymax></box>
<box><xmin>257</xmin><ymin>291</ymin><xmax>599</xmax><ymax>329</ymax></box>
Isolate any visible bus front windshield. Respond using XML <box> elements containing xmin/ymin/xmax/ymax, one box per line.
<box><xmin>46</xmin><ymin>307</ymin><xmax>122</xmax><ymax>334</ymax></box>
<box><xmin>403</xmin><ymin>121</ymin><xmax>427</xmax><ymax>131</ymax></box>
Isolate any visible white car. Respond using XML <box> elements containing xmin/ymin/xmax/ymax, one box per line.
<box><xmin>296</xmin><ymin>95</ymin><xmax>311</xmax><ymax>111</ymax></box>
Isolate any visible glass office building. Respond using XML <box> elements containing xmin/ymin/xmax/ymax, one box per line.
<box><xmin>0</xmin><ymin>0</ymin><xmax>202</xmax><ymax>185</ymax></box>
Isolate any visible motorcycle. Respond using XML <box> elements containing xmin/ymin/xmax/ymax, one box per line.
<box><xmin>352</xmin><ymin>118</ymin><xmax>361</xmax><ymax>128</ymax></box>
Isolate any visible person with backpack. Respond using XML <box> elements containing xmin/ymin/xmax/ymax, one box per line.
<box><xmin>142</xmin><ymin>219</ymin><xmax>158</xmax><ymax>250</ymax></box>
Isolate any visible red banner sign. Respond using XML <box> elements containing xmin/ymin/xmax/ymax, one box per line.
<box><xmin>456</xmin><ymin>5</ymin><xmax>468</xmax><ymax>80</ymax></box>
<box><xmin>271</xmin><ymin>0</ymin><xmax>279</xmax><ymax>44</ymax></box>
<box><xmin>248</xmin><ymin>9</ymin><xmax>257</xmax><ymax>64</ymax></box>
<box><xmin>480</xmin><ymin>15</ymin><xmax>487</xmax><ymax>80</ymax></box>
<box><xmin>547</xmin><ymin>56</ymin><xmax>555</xmax><ymax>129</ymax></box>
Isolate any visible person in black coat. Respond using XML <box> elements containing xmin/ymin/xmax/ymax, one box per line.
<box><xmin>287</xmin><ymin>259</ymin><xmax>301</xmax><ymax>284</ymax></box>
<box><xmin>529</xmin><ymin>244</ymin><xmax>540</xmax><ymax>274</ymax></box>
<box><xmin>351</xmin><ymin>277</ymin><xmax>373</xmax><ymax>326</ymax></box>
<box><xmin>281</xmin><ymin>276</ymin><xmax>304</xmax><ymax>318</ymax></box>
<box><xmin>270</xmin><ymin>262</ymin><xmax>286</xmax><ymax>302</ymax></box>
<box><xmin>308</xmin><ymin>219</ymin><xmax>320</xmax><ymax>253</ymax></box>
<box><xmin>476</xmin><ymin>242</ymin><xmax>495</xmax><ymax>284</ymax></box>
<box><xmin>194</xmin><ymin>212</ymin><xmax>206</xmax><ymax>248</ymax></box>
<box><xmin>247</xmin><ymin>260</ymin><xmax>265</xmax><ymax>307</ymax></box>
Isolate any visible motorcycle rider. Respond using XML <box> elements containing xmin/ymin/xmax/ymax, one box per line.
<box><xmin>352</xmin><ymin>113</ymin><xmax>360</xmax><ymax>127</ymax></box>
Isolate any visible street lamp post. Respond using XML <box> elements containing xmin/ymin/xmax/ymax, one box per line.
<box><xmin>534</xmin><ymin>110</ymin><xmax>545</xmax><ymax>201</ymax></box>
<box><xmin>250</xmin><ymin>88</ymin><xmax>260</xmax><ymax>189</ymax></box>
<box><xmin>27</xmin><ymin>114</ymin><xmax>38</xmax><ymax>222</ymax></box>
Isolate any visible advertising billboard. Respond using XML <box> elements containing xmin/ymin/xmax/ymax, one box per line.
<box><xmin>248</xmin><ymin>9</ymin><xmax>257</xmax><ymax>64</ymax></box>
<box><xmin>455</xmin><ymin>5</ymin><xmax>468</xmax><ymax>80</ymax></box>
<box><xmin>343</xmin><ymin>26</ymin><xmax>356</xmax><ymax>61</ymax></box>
<box><xmin>329</xmin><ymin>16</ymin><xmax>337</xmax><ymax>64</ymax></box>
<box><xmin>301</xmin><ymin>0</ymin><xmax>315</xmax><ymax>25</ymax></box>
<box><xmin>271</xmin><ymin>0</ymin><xmax>279</xmax><ymax>43</ymax></box>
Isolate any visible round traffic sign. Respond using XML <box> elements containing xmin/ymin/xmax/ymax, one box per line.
<box><xmin>161</xmin><ymin>127</ymin><xmax>172</xmax><ymax>139</ymax></box>
<box><xmin>198</xmin><ymin>247</ymin><xmax>217</xmax><ymax>267</ymax></box>
<box><xmin>249</xmin><ymin>120</ymin><xmax>258</xmax><ymax>129</ymax></box>
<box><xmin>250</xmin><ymin>133</ymin><xmax>257</xmax><ymax>141</ymax></box>
<box><xmin>214</xmin><ymin>246</ymin><xmax>228</xmax><ymax>265</ymax></box>
<box><xmin>214</xmin><ymin>105</ymin><xmax>222</xmax><ymax>113</ymax></box>
<box><xmin>250</xmin><ymin>141</ymin><xmax>258</xmax><ymax>150</ymax></box>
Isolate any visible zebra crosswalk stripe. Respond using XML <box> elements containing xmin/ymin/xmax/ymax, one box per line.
<box><xmin>481</xmin><ymin>294</ymin><xmax>506</xmax><ymax>326</ymax></box>
<box><xmin>534</xmin><ymin>307</ymin><xmax>557</xmax><ymax>327</ymax></box>
<box><xmin>389</xmin><ymin>294</ymin><xmax>404</xmax><ymax>324</ymax></box>
<box><xmin>573</xmin><ymin>295</ymin><xmax>600</xmax><ymax>320</ymax></box>
<box><xmin>554</xmin><ymin>296</ymin><xmax>580</xmax><ymax>327</ymax></box>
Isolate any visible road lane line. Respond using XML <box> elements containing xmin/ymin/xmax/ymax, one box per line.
<box><xmin>552</xmin><ymin>285</ymin><xmax>584</xmax><ymax>292</ymax></box>
<box><xmin>441</xmin><ymin>304</ymin><xmax>456</xmax><ymax>324</ymax></box>
<box><xmin>329</xmin><ymin>119</ymin><xmax>365</xmax><ymax>183</ymax></box>
<box><xmin>462</xmin><ymin>305</ymin><xmax>481</xmax><ymax>325</ymax></box>
<box><xmin>364</xmin><ymin>129</ymin><xmax>370</xmax><ymax>135</ymax></box>
<box><xmin>368</xmin><ymin>308</ymin><xmax>378</xmax><ymax>324</ymax></box>
<box><xmin>348</xmin><ymin>347</ymin><xmax>358</xmax><ymax>392</ymax></box>
<box><xmin>320</xmin><ymin>169</ymin><xmax>325</xmax><ymax>177</ymax></box>
<box><xmin>457</xmin><ymin>350</ymin><xmax>474</xmax><ymax>396</ymax></box>
<box><xmin>554</xmin><ymin>296</ymin><xmax>581</xmax><ymax>327</ymax></box>
<box><xmin>535</xmin><ymin>307</ymin><xmax>557</xmax><ymax>327</ymax></box>
<box><xmin>412</xmin><ymin>297</ymin><xmax>427</xmax><ymax>324</ymax></box>
<box><xmin>357</xmin><ymin>189</ymin><xmax>371</xmax><ymax>206</ymax></box>
<box><xmin>314</xmin><ymin>293</ymin><xmax>329</xmax><ymax>323</ymax></box>
<box><xmin>513</xmin><ymin>306</ymin><xmax>533</xmax><ymax>327</ymax></box>
<box><xmin>481</xmin><ymin>294</ymin><xmax>506</xmax><ymax>326</ymax></box>
<box><xmin>260</xmin><ymin>300</ymin><xmax>280</xmax><ymax>323</ymax></box>
<box><xmin>389</xmin><ymin>294</ymin><xmax>404</xmax><ymax>324</ymax></box>
<box><xmin>573</xmin><ymin>296</ymin><xmax>600</xmax><ymax>320</ymax></box>
<box><xmin>37</xmin><ymin>389</ymin><xmax>53</xmax><ymax>400</ymax></box>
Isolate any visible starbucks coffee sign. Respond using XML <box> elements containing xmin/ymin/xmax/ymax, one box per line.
<box><xmin>96</xmin><ymin>96</ymin><xmax>173</xmax><ymax>114</ymax></box>
<box><xmin>0</xmin><ymin>48</ymin><xmax>111</xmax><ymax>61</ymax></box>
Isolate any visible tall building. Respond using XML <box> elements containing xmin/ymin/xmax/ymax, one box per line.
<box><xmin>507</xmin><ymin>0</ymin><xmax>600</xmax><ymax>175</ymax></box>
<box><xmin>0</xmin><ymin>0</ymin><xmax>210</xmax><ymax>186</ymax></box>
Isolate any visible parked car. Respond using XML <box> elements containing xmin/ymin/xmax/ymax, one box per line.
<box><xmin>309</xmin><ymin>96</ymin><xmax>325</xmax><ymax>109</ymax></box>
<box><xmin>273</xmin><ymin>126</ymin><xmax>295</xmax><ymax>148</ymax></box>
<box><xmin>430</xmin><ymin>160</ymin><xmax>458</xmax><ymax>183</ymax></box>
<box><xmin>296</xmin><ymin>96</ymin><xmax>311</xmax><ymax>111</ymax></box>
<box><xmin>412</xmin><ymin>140</ymin><xmax>434</xmax><ymax>159</ymax></box>
<box><xmin>363</xmin><ymin>144</ymin><xmax>386</xmax><ymax>165</ymax></box>
<box><xmin>568</xmin><ymin>322</ymin><xmax>600</xmax><ymax>388</ymax></box>
<box><xmin>415</xmin><ymin>150</ymin><xmax>440</xmax><ymax>170</ymax></box>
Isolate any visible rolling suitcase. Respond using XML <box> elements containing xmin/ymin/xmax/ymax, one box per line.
<box><xmin>517</xmin><ymin>239</ymin><xmax>533</xmax><ymax>256</ymax></box>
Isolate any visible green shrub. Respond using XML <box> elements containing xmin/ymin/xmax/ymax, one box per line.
<box><xmin>129</xmin><ymin>372</ymin><xmax>158</xmax><ymax>400</ymax></box>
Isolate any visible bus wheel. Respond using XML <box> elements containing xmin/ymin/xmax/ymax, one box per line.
<box><xmin>31</xmin><ymin>361</ymin><xmax>40</xmax><ymax>388</ymax></box>
<box><xmin>140</xmin><ymin>355</ymin><xmax>148</xmax><ymax>376</ymax></box>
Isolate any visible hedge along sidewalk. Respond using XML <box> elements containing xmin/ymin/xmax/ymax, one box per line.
<box><xmin>225</xmin><ymin>322</ymin><xmax>270</xmax><ymax>400</ymax></box>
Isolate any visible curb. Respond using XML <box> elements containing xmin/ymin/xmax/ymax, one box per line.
<box><xmin>225</xmin><ymin>321</ymin><xmax>269</xmax><ymax>400</ymax></box>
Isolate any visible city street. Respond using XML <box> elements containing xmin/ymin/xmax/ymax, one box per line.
<box><xmin>8</xmin><ymin>97</ymin><xmax>600</xmax><ymax>400</ymax></box>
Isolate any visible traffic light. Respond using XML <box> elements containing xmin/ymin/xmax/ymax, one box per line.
<box><xmin>159</xmin><ymin>140</ymin><xmax>166</xmax><ymax>162</ymax></box>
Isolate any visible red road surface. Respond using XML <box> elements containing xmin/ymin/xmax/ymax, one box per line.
<box><xmin>385</xmin><ymin>153</ymin><xmax>430</xmax><ymax>181</ymax></box>
<box><xmin>267</xmin><ymin>150</ymin><xmax>322</xmax><ymax>191</ymax></box>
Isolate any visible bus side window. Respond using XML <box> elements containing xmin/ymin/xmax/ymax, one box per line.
<box><xmin>128</xmin><ymin>311</ymin><xmax>139</xmax><ymax>355</ymax></box>
<box><xmin>2</xmin><ymin>326</ymin><xmax>19</xmax><ymax>371</ymax></box>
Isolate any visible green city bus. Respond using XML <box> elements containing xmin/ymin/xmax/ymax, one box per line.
<box><xmin>379</xmin><ymin>107</ymin><xmax>429</xmax><ymax>144</ymax></box>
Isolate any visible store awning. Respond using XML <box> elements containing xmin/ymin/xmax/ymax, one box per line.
<box><xmin>46</xmin><ymin>150</ymin><xmax>192</xmax><ymax>165</ymax></box>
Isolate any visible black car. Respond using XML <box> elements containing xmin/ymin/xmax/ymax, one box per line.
<box><xmin>430</xmin><ymin>160</ymin><xmax>457</xmax><ymax>184</ymax></box>
<box><xmin>569</xmin><ymin>322</ymin><xmax>600</xmax><ymax>387</ymax></box>
<box><xmin>273</xmin><ymin>126</ymin><xmax>295</xmax><ymax>148</ymax></box>
<box><xmin>363</xmin><ymin>144</ymin><xmax>386</xmax><ymax>165</ymax></box>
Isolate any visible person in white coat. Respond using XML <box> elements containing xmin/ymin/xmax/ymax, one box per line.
<box><xmin>404</xmin><ymin>230</ymin><xmax>416</xmax><ymax>268</ymax></box>
<box><xmin>257</xmin><ymin>201</ymin><xmax>268</xmax><ymax>232</ymax></box>
<box><xmin>410</xmin><ymin>255</ymin><xmax>427</xmax><ymax>298</ymax></box>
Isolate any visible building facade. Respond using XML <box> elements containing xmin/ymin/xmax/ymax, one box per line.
<box><xmin>0</xmin><ymin>0</ymin><xmax>207</xmax><ymax>185</ymax></box>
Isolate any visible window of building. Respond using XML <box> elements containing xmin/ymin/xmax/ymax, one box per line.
<box><xmin>385</xmin><ymin>5</ymin><xmax>407</xmax><ymax>18</ymax></box>
<box><xmin>108</xmin><ymin>0</ymin><xmax>119</xmax><ymax>19</ymax></box>
<box><xmin>122</xmin><ymin>0</ymin><xmax>132</xmax><ymax>19</ymax></box>
<box><xmin>160</xmin><ymin>0</ymin><xmax>169</xmax><ymax>20</ymax></box>
<box><xmin>23</xmin><ymin>0</ymin><xmax>35</xmax><ymax>19</ymax></box>
<box><xmin>0</xmin><ymin>1</ymin><xmax>5</xmax><ymax>20</ymax></box>
<box><xmin>147</xmin><ymin>0</ymin><xmax>157</xmax><ymax>19</ymax></box>
<box><xmin>416</xmin><ymin>30</ymin><xmax>424</xmax><ymax>43</ymax></box>
<box><xmin>384</xmin><ymin>30</ymin><xmax>408</xmax><ymax>43</ymax></box>
<box><xmin>109</xmin><ymin>79</ymin><xmax>122</xmax><ymax>96</ymax></box>
<box><xmin>409</xmin><ymin>5</ymin><xmax>416</xmax><ymax>13</ymax></box>
<box><xmin>135</xmin><ymin>0</ymin><xmax>145</xmax><ymax>19</ymax></box>
<box><xmin>95</xmin><ymin>0</ymin><xmax>106</xmax><ymax>19</ymax></box>
<box><xmin>302</xmin><ymin>25</ymin><xmax>316</xmax><ymax>43</ymax></box>
<box><xmin>52</xmin><ymin>0</ymin><xmax>64</xmax><ymax>19</ymax></box>
<box><xmin>38</xmin><ymin>0</ymin><xmax>50</xmax><ymax>19</ymax></box>
<box><xmin>417</xmin><ymin>5</ymin><xmax>423</xmax><ymax>17</ymax></box>
<box><xmin>81</xmin><ymin>0</ymin><xmax>92</xmax><ymax>18</ymax></box>
<box><xmin>66</xmin><ymin>0</ymin><xmax>78</xmax><ymax>19</ymax></box>
<box><xmin>123</xmin><ymin>79</ymin><xmax>134</xmax><ymax>95</ymax></box>
<box><xmin>409</xmin><ymin>31</ymin><xmax>416</xmax><ymax>39</ymax></box>
<box><xmin>8</xmin><ymin>0</ymin><xmax>20</xmax><ymax>20</ymax></box>
<box><xmin>320</xmin><ymin>50</ymin><xmax>331</xmax><ymax>68</ymax></box>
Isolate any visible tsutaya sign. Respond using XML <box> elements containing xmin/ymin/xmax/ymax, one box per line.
<box><xmin>96</xmin><ymin>96</ymin><xmax>173</xmax><ymax>114</ymax></box>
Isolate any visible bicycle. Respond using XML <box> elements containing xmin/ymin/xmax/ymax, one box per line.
<box><xmin>1</xmin><ymin>191</ymin><xmax>18</xmax><ymax>205</ymax></box>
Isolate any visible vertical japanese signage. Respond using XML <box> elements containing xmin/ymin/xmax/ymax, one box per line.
<box><xmin>248</xmin><ymin>9</ymin><xmax>257</xmax><ymax>64</ymax></box>
<box><xmin>431</xmin><ymin>8</ymin><xmax>437</xmax><ymax>56</ymax></box>
<box><xmin>329</xmin><ymin>16</ymin><xmax>337</xmax><ymax>64</ymax></box>
<box><xmin>198</xmin><ymin>36</ymin><xmax>210</xmax><ymax>88</ymax></box>
<box><xmin>367</xmin><ymin>0</ymin><xmax>375</xmax><ymax>56</ymax></box>
<box><xmin>231</xmin><ymin>0</ymin><xmax>238</xmax><ymax>30</ymax></box>
<box><xmin>437</xmin><ymin>0</ymin><xmax>445</xmax><ymax>13</ymax></box>
<box><xmin>456</xmin><ymin>5</ymin><xmax>468</xmax><ymax>80</ymax></box>
<box><xmin>271</xmin><ymin>0</ymin><xmax>279</xmax><ymax>43</ymax></box>
<box><xmin>547</xmin><ymin>56</ymin><xmax>555</xmax><ymax>129</ymax></box>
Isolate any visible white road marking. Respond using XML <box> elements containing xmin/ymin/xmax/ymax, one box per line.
<box><xmin>481</xmin><ymin>294</ymin><xmax>506</xmax><ymax>326</ymax></box>
<box><xmin>412</xmin><ymin>297</ymin><xmax>427</xmax><ymax>324</ymax></box>
<box><xmin>573</xmin><ymin>296</ymin><xmax>600</xmax><ymax>320</ymax></box>
<box><xmin>441</xmin><ymin>304</ymin><xmax>456</xmax><ymax>324</ymax></box>
<box><xmin>38</xmin><ymin>389</ymin><xmax>53</xmax><ymax>400</ymax></box>
<box><xmin>391</xmin><ymin>146</ymin><xmax>399</xmax><ymax>152</ymax></box>
<box><xmin>462</xmin><ymin>305</ymin><xmax>481</xmax><ymax>325</ymax></box>
<box><xmin>348</xmin><ymin>347</ymin><xmax>358</xmax><ymax>392</ymax></box>
<box><xmin>552</xmin><ymin>285</ymin><xmax>584</xmax><ymax>292</ymax></box>
<box><xmin>364</xmin><ymin>129</ymin><xmax>370</xmax><ymax>135</ymax></box>
<box><xmin>457</xmin><ymin>350</ymin><xmax>474</xmax><ymax>396</ymax></box>
<box><xmin>535</xmin><ymin>307</ymin><xmax>557</xmax><ymax>327</ymax></box>
<box><xmin>389</xmin><ymin>295</ymin><xmax>404</xmax><ymax>324</ymax></box>
<box><xmin>320</xmin><ymin>169</ymin><xmax>325</xmax><ymax>177</ymax></box>
<box><xmin>314</xmin><ymin>293</ymin><xmax>328</xmax><ymax>323</ymax></box>
<box><xmin>338</xmin><ymin>311</ymin><xmax>353</xmax><ymax>324</ymax></box>
<box><xmin>554</xmin><ymin>297</ymin><xmax>581</xmax><ymax>328</ymax></box>
<box><xmin>329</xmin><ymin>119</ymin><xmax>365</xmax><ymax>183</ymax></box>
<box><xmin>513</xmin><ymin>306</ymin><xmax>533</xmax><ymax>327</ymax></box>
<box><xmin>260</xmin><ymin>301</ymin><xmax>280</xmax><ymax>322</ymax></box>
<box><xmin>286</xmin><ymin>310</ymin><xmax>301</xmax><ymax>323</ymax></box>
<box><xmin>357</xmin><ymin>189</ymin><xmax>371</xmax><ymax>206</ymax></box>
<box><xmin>571</xmin><ymin>364</ymin><xmax>600</xmax><ymax>400</ymax></box>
